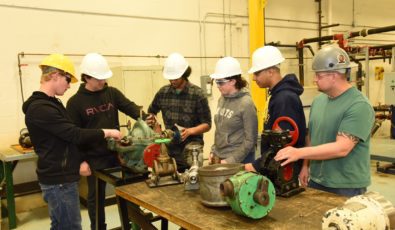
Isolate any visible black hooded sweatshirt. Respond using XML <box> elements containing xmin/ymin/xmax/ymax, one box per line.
<box><xmin>252</xmin><ymin>74</ymin><xmax>307</xmax><ymax>172</ymax></box>
<box><xmin>66</xmin><ymin>84</ymin><xmax>141</xmax><ymax>164</ymax></box>
<box><xmin>22</xmin><ymin>91</ymin><xmax>104</xmax><ymax>185</ymax></box>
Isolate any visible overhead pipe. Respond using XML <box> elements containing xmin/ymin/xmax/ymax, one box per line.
<box><xmin>298</xmin><ymin>47</ymin><xmax>305</xmax><ymax>86</ymax></box>
<box><xmin>314</xmin><ymin>0</ymin><xmax>339</xmax><ymax>48</ymax></box>
<box><xmin>354</xmin><ymin>55</ymin><xmax>392</xmax><ymax>62</ymax></box>
<box><xmin>296</xmin><ymin>25</ymin><xmax>395</xmax><ymax>92</ymax></box>
<box><xmin>17</xmin><ymin>53</ymin><xmax>27</xmax><ymax>102</ymax></box>
<box><xmin>315</xmin><ymin>0</ymin><xmax>323</xmax><ymax>48</ymax></box>
<box><xmin>365</xmin><ymin>47</ymin><xmax>370</xmax><ymax>98</ymax></box>
<box><xmin>348</xmin><ymin>55</ymin><xmax>363</xmax><ymax>91</ymax></box>
<box><xmin>349</xmin><ymin>25</ymin><xmax>395</xmax><ymax>38</ymax></box>
<box><xmin>345</xmin><ymin>44</ymin><xmax>394</xmax><ymax>63</ymax></box>
<box><xmin>298</xmin><ymin>24</ymin><xmax>395</xmax><ymax>48</ymax></box>
<box><xmin>17</xmin><ymin>52</ymin><xmax>249</xmax><ymax>59</ymax></box>
<box><xmin>392</xmin><ymin>47</ymin><xmax>395</xmax><ymax>72</ymax></box>
<box><xmin>369</xmin><ymin>44</ymin><xmax>395</xmax><ymax>59</ymax></box>
<box><xmin>371</xmin><ymin>44</ymin><xmax>395</xmax><ymax>50</ymax></box>
<box><xmin>266</xmin><ymin>42</ymin><xmax>315</xmax><ymax>86</ymax></box>
<box><xmin>266</xmin><ymin>42</ymin><xmax>315</xmax><ymax>56</ymax></box>
<box><xmin>321</xmin><ymin>23</ymin><xmax>340</xmax><ymax>29</ymax></box>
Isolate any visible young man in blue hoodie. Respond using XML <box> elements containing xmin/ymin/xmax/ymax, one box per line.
<box><xmin>245</xmin><ymin>46</ymin><xmax>306</xmax><ymax>177</ymax></box>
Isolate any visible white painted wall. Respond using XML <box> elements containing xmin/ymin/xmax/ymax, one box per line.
<box><xmin>0</xmin><ymin>0</ymin><xmax>394</xmax><ymax>183</ymax></box>
<box><xmin>0</xmin><ymin>0</ymin><xmax>250</xmax><ymax>183</ymax></box>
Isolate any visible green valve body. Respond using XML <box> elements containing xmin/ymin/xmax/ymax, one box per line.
<box><xmin>107</xmin><ymin>118</ymin><xmax>160</xmax><ymax>173</ymax></box>
<box><xmin>221</xmin><ymin>171</ymin><xmax>276</xmax><ymax>219</ymax></box>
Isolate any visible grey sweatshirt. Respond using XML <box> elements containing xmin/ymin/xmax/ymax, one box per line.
<box><xmin>212</xmin><ymin>88</ymin><xmax>258</xmax><ymax>163</ymax></box>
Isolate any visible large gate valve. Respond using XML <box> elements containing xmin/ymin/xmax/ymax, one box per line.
<box><xmin>272</xmin><ymin>116</ymin><xmax>299</xmax><ymax>147</ymax></box>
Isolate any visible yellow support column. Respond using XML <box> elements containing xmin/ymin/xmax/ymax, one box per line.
<box><xmin>249</xmin><ymin>0</ymin><xmax>267</xmax><ymax>132</ymax></box>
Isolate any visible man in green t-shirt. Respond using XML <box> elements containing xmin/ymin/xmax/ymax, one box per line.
<box><xmin>274</xmin><ymin>45</ymin><xmax>374</xmax><ymax>197</ymax></box>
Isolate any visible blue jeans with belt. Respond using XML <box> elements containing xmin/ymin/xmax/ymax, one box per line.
<box><xmin>308</xmin><ymin>180</ymin><xmax>366</xmax><ymax>197</ymax></box>
<box><xmin>40</xmin><ymin>181</ymin><xmax>82</xmax><ymax>230</ymax></box>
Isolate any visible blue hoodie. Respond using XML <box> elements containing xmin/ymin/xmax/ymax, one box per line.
<box><xmin>252</xmin><ymin>74</ymin><xmax>306</xmax><ymax>172</ymax></box>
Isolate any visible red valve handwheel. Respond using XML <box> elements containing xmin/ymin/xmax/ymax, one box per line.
<box><xmin>272</xmin><ymin>116</ymin><xmax>299</xmax><ymax>147</ymax></box>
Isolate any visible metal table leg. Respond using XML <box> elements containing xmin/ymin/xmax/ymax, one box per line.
<box><xmin>1</xmin><ymin>161</ymin><xmax>17</xmax><ymax>229</ymax></box>
<box><xmin>116</xmin><ymin>196</ymin><xmax>132</xmax><ymax>230</ymax></box>
<box><xmin>95</xmin><ymin>176</ymin><xmax>106</xmax><ymax>230</ymax></box>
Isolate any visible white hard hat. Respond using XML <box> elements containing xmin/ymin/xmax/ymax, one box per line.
<box><xmin>80</xmin><ymin>53</ymin><xmax>112</xmax><ymax>80</ymax></box>
<box><xmin>248</xmin><ymin>46</ymin><xmax>285</xmax><ymax>74</ymax></box>
<box><xmin>210</xmin><ymin>56</ymin><xmax>242</xmax><ymax>79</ymax></box>
<box><xmin>163</xmin><ymin>53</ymin><xmax>189</xmax><ymax>80</ymax></box>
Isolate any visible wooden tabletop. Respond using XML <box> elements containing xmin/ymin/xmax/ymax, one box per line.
<box><xmin>0</xmin><ymin>145</ymin><xmax>36</xmax><ymax>162</ymax></box>
<box><xmin>116</xmin><ymin>181</ymin><xmax>346</xmax><ymax>229</ymax></box>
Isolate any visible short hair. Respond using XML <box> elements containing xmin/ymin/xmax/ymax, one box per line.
<box><xmin>40</xmin><ymin>66</ymin><xmax>58</xmax><ymax>83</ymax></box>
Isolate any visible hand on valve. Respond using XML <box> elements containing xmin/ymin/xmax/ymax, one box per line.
<box><xmin>102</xmin><ymin>129</ymin><xmax>123</xmax><ymax>141</ymax></box>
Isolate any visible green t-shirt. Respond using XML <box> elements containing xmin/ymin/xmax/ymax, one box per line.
<box><xmin>308</xmin><ymin>87</ymin><xmax>374</xmax><ymax>188</ymax></box>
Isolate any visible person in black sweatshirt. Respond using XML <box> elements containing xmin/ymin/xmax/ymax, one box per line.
<box><xmin>66</xmin><ymin>53</ymin><xmax>143</xmax><ymax>230</ymax></box>
<box><xmin>22</xmin><ymin>53</ymin><xmax>122</xmax><ymax>230</ymax></box>
<box><xmin>244</xmin><ymin>46</ymin><xmax>306</xmax><ymax>177</ymax></box>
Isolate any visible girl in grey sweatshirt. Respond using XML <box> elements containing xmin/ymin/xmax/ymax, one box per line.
<box><xmin>210</xmin><ymin>57</ymin><xmax>258</xmax><ymax>163</ymax></box>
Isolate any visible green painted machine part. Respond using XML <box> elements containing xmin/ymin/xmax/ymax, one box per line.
<box><xmin>220</xmin><ymin>171</ymin><xmax>276</xmax><ymax>219</ymax></box>
<box><xmin>154</xmin><ymin>138</ymin><xmax>171</xmax><ymax>144</ymax></box>
<box><xmin>107</xmin><ymin>118</ymin><xmax>159</xmax><ymax>173</ymax></box>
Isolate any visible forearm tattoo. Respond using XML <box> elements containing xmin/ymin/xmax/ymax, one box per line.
<box><xmin>337</xmin><ymin>132</ymin><xmax>359</xmax><ymax>144</ymax></box>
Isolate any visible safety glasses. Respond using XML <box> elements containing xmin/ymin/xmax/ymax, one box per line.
<box><xmin>215</xmin><ymin>79</ymin><xmax>230</xmax><ymax>86</ymax></box>
<box><xmin>57</xmin><ymin>71</ymin><xmax>72</xmax><ymax>84</ymax></box>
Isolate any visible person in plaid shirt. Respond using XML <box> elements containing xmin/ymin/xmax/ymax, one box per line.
<box><xmin>148</xmin><ymin>53</ymin><xmax>211</xmax><ymax>172</ymax></box>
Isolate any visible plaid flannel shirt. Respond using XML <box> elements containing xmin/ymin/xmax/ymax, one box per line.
<box><xmin>148</xmin><ymin>82</ymin><xmax>211</xmax><ymax>141</ymax></box>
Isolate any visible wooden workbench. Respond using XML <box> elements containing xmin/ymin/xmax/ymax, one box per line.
<box><xmin>115</xmin><ymin>181</ymin><xmax>346</xmax><ymax>229</ymax></box>
<box><xmin>0</xmin><ymin>145</ymin><xmax>36</xmax><ymax>229</ymax></box>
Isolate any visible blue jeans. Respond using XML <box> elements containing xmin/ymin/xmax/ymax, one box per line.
<box><xmin>40</xmin><ymin>181</ymin><xmax>82</xmax><ymax>230</ymax></box>
<box><xmin>308</xmin><ymin>180</ymin><xmax>366</xmax><ymax>197</ymax></box>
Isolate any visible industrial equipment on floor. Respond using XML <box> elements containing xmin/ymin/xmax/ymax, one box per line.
<box><xmin>221</xmin><ymin>171</ymin><xmax>276</xmax><ymax>219</ymax></box>
<box><xmin>198</xmin><ymin>163</ymin><xmax>244</xmax><ymax>207</ymax></box>
<box><xmin>322</xmin><ymin>191</ymin><xmax>395</xmax><ymax>230</ymax></box>
<box><xmin>256</xmin><ymin>116</ymin><xmax>305</xmax><ymax>197</ymax></box>
<box><xmin>372</xmin><ymin>104</ymin><xmax>395</xmax><ymax>174</ymax></box>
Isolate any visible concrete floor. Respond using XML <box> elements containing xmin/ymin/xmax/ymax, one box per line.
<box><xmin>1</xmin><ymin>196</ymin><xmax>180</xmax><ymax>230</ymax></box>
<box><xmin>2</xmin><ymin>137</ymin><xmax>395</xmax><ymax>230</ymax></box>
